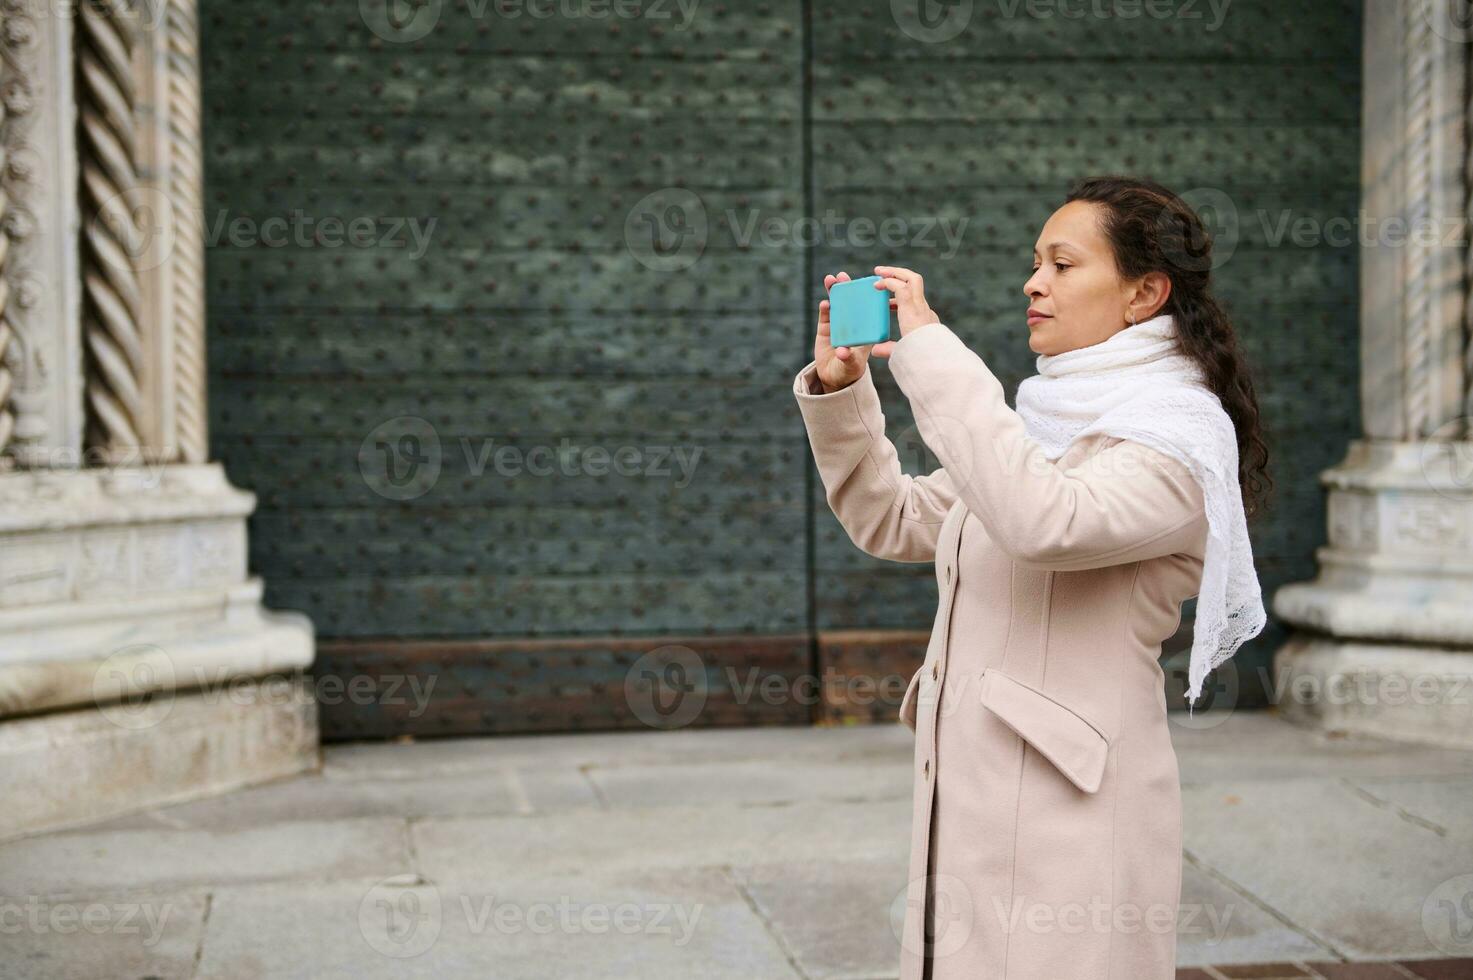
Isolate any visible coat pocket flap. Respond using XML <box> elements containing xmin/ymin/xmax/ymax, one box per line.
<box><xmin>979</xmin><ymin>668</ymin><xmax>1110</xmax><ymax>794</ymax></box>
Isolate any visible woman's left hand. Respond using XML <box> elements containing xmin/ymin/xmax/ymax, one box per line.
<box><xmin>868</xmin><ymin>265</ymin><xmax>940</xmax><ymax>358</ymax></box>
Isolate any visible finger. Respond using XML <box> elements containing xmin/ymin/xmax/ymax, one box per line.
<box><xmin>873</xmin><ymin>265</ymin><xmax>919</xmax><ymax>283</ymax></box>
<box><xmin>873</xmin><ymin>276</ymin><xmax>910</xmax><ymax>295</ymax></box>
<box><xmin>869</xmin><ymin>340</ymin><xmax>897</xmax><ymax>358</ymax></box>
<box><xmin>816</xmin><ymin>303</ymin><xmax>837</xmax><ymax>358</ymax></box>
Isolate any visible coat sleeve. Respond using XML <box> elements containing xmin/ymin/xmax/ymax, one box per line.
<box><xmin>886</xmin><ymin>322</ymin><xmax>1208</xmax><ymax>573</ymax></box>
<box><xmin>792</xmin><ymin>357</ymin><xmax>959</xmax><ymax>563</ymax></box>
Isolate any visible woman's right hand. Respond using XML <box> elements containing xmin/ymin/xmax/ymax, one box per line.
<box><xmin>813</xmin><ymin>271</ymin><xmax>895</xmax><ymax>393</ymax></box>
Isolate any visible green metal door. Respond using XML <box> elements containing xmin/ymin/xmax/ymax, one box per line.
<box><xmin>205</xmin><ymin>0</ymin><xmax>1362</xmax><ymax>737</ymax></box>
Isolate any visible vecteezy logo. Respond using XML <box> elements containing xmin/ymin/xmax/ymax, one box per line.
<box><xmin>624</xmin><ymin>188</ymin><xmax>709</xmax><ymax>272</ymax></box>
<box><xmin>92</xmin><ymin>644</ymin><xmax>176</xmax><ymax>731</ymax></box>
<box><xmin>1418</xmin><ymin>417</ymin><xmax>1473</xmax><ymax>501</ymax></box>
<box><xmin>890</xmin><ymin>873</ymin><xmax>974</xmax><ymax>959</ymax></box>
<box><xmin>359</xmin><ymin>416</ymin><xmax>442</xmax><ymax>501</ymax></box>
<box><xmin>1157</xmin><ymin>187</ymin><xmax>1240</xmax><ymax>274</ymax></box>
<box><xmin>1168</xmin><ymin>656</ymin><xmax>1240</xmax><ymax>731</ymax></box>
<box><xmin>360</xmin><ymin>0</ymin><xmax>443</xmax><ymax>43</ymax></box>
<box><xmin>890</xmin><ymin>0</ymin><xmax>974</xmax><ymax>43</ymax></box>
<box><xmin>892</xmin><ymin>412</ymin><xmax>981</xmax><ymax>495</ymax></box>
<box><xmin>90</xmin><ymin>186</ymin><xmax>178</xmax><ymax>274</ymax></box>
<box><xmin>624</xmin><ymin>645</ymin><xmax>708</xmax><ymax>729</ymax></box>
<box><xmin>893</xmin><ymin>420</ymin><xmax>942</xmax><ymax>477</ymax></box>
<box><xmin>1424</xmin><ymin>873</ymin><xmax>1473</xmax><ymax>956</ymax></box>
<box><xmin>1423</xmin><ymin>0</ymin><xmax>1473</xmax><ymax>43</ymax></box>
<box><xmin>359</xmin><ymin>874</ymin><xmax>442</xmax><ymax>958</ymax></box>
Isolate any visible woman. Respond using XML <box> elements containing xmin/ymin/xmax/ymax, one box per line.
<box><xmin>791</xmin><ymin>176</ymin><xmax>1271</xmax><ymax>979</ymax></box>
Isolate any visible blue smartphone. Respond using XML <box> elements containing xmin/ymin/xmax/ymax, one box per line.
<box><xmin>828</xmin><ymin>275</ymin><xmax>891</xmax><ymax>348</ymax></box>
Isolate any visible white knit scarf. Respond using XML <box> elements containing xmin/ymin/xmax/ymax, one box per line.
<box><xmin>1013</xmin><ymin>312</ymin><xmax>1266</xmax><ymax>713</ymax></box>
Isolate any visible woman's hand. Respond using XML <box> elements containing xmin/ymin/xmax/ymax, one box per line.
<box><xmin>872</xmin><ymin>265</ymin><xmax>939</xmax><ymax>345</ymax></box>
<box><xmin>812</xmin><ymin>271</ymin><xmax>900</xmax><ymax>392</ymax></box>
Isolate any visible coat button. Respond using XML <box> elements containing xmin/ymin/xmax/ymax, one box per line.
<box><xmin>946</xmin><ymin>564</ymin><xmax>952</xmax><ymax>584</ymax></box>
<box><xmin>931</xmin><ymin>662</ymin><xmax>938</xmax><ymax>681</ymax></box>
<box><xmin>923</xmin><ymin>759</ymin><xmax>930</xmax><ymax>778</ymax></box>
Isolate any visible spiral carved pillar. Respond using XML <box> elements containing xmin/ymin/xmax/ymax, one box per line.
<box><xmin>69</xmin><ymin>0</ymin><xmax>210</xmax><ymax>466</ymax></box>
<box><xmin>76</xmin><ymin>0</ymin><xmax>145</xmax><ymax>463</ymax></box>
<box><xmin>165</xmin><ymin>0</ymin><xmax>204</xmax><ymax>463</ymax></box>
<box><xmin>0</xmin><ymin>18</ymin><xmax>12</xmax><ymax>465</ymax></box>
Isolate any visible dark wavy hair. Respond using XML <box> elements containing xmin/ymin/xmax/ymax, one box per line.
<box><xmin>1063</xmin><ymin>175</ymin><xmax>1273</xmax><ymax>522</ymax></box>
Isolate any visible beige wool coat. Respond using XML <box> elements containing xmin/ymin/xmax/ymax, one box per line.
<box><xmin>793</xmin><ymin>321</ymin><xmax>1210</xmax><ymax>980</ymax></box>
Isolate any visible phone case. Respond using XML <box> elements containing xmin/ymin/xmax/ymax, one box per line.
<box><xmin>828</xmin><ymin>275</ymin><xmax>891</xmax><ymax>348</ymax></box>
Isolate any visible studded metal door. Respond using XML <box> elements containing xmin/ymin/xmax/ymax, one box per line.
<box><xmin>204</xmin><ymin>0</ymin><xmax>1362</xmax><ymax>737</ymax></box>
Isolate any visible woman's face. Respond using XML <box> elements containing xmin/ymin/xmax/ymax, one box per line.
<box><xmin>1023</xmin><ymin>200</ymin><xmax>1165</xmax><ymax>356</ymax></box>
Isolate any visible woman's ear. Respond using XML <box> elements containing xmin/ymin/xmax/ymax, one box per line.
<box><xmin>1132</xmin><ymin>271</ymin><xmax>1172</xmax><ymax>320</ymax></box>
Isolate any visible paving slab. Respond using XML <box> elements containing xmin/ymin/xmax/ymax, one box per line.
<box><xmin>1341</xmin><ymin>774</ymin><xmax>1473</xmax><ymax>835</ymax></box>
<box><xmin>732</xmin><ymin>857</ymin><xmax>911</xmax><ymax>980</ymax></box>
<box><xmin>583</xmin><ymin>758</ymin><xmax>909</xmax><ymax>809</ymax></box>
<box><xmin>69</xmin><ymin>766</ymin><xmax>600</xmax><ymax>832</ymax></box>
<box><xmin>1175</xmin><ymin>856</ymin><xmax>1335</xmax><ymax>967</ymax></box>
<box><xmin>1181</xmin><ymin>777</ymin><xmax>1473</xmax><ymax>960</ymax></box>
<box><xmin>1172</xmin><ymin>711</ymin><xmax>1473</xmax><ymax>784</ymax></box>
<box><xmin>411</xmin><ymin>798</ymin><xmax>912</xmax><ymax>885</ymax></box>
<box><xmin>0</xmin><ymin>889</ymin><xmax>208</xmax><ymax>980</ymax></box>
<box><xmin>193</xmin><ymin>868</ymin><xmax>801</xmax><ymax>980</ymax></box>
<box><xmin>320</xmin><ymin>724</ymin><xmax>912</xmax><ymax>781</ymax></box>
<box><xmin>0</xmin><ymin>819</ymin><xmax>411</xmax><ymax>898</ymax></box>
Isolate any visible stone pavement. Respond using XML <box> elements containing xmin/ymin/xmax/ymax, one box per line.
<box><xmin>1</xmin><ymin>710</ymin><xmax>1471</xmax><ymax>979</ymax></box>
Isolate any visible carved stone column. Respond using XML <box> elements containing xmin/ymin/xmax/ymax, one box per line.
<box><xmin>1</xmin><ymin>0</ymin><xmax>84</xmax><ymax>469</ymax></box>
<box><xmin>0</xmin><ymin>0</ymin><xmax>316</xmax><ymax>840</ymax></box>
<box><xmin>1272</xmin><ymin>0</ymin><xmax>1473</xmax><ymax>749</ymax></box>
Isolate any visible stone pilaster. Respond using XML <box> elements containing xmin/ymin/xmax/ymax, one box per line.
<box><xmin>0</xmin><ymin>0</ymin><xmax>84</xmax><ymax>469</ymax></box>
<box><xmin>0</xmin><ymin>0</ymin><xmax>316</xmax><ymax>840</ymax></box>
<box><xmin>1272</xmin><ymin>0</ymin><xmax>1473</xmax><ymax>749</ymax></box>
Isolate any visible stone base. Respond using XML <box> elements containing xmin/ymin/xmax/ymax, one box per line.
<box><xmin>0</xmin><ymin>464</ymin><xmax>316</xmax><ymax>716</ymax></box>
<box><xmin>0</xmin><ymin>579</ymin><xmax>314</xmax><ymax>717</ymax></box>
<box><xmin>0</xmin><ymin>673</ymin><xmax>320</xmax><ymax>842</ymax></box>
<box><xmin>0</xmin><ymin>462</ymin><xmax>319</xmax><ymax>839</ymax></box>
<box><xmin>1273</xmin><ymin>633</ymin><xmax>1473</xmax><ymax>750</ymax></box>
<box><xmin>1272</xmin><ymin>437</ymin><xmax>1473</xmax><ymax>748</ymax></box>
<box><xmin>1270</xmin><ymin>439</ymin><xmax>1473</xmax><ymax>644</ymax></box>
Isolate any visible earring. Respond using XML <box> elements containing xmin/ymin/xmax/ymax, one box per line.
<box><xmin>1127</xmin><ymin>311</ymin><xmax>1137</xmax><ymax>326</ymax></box>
